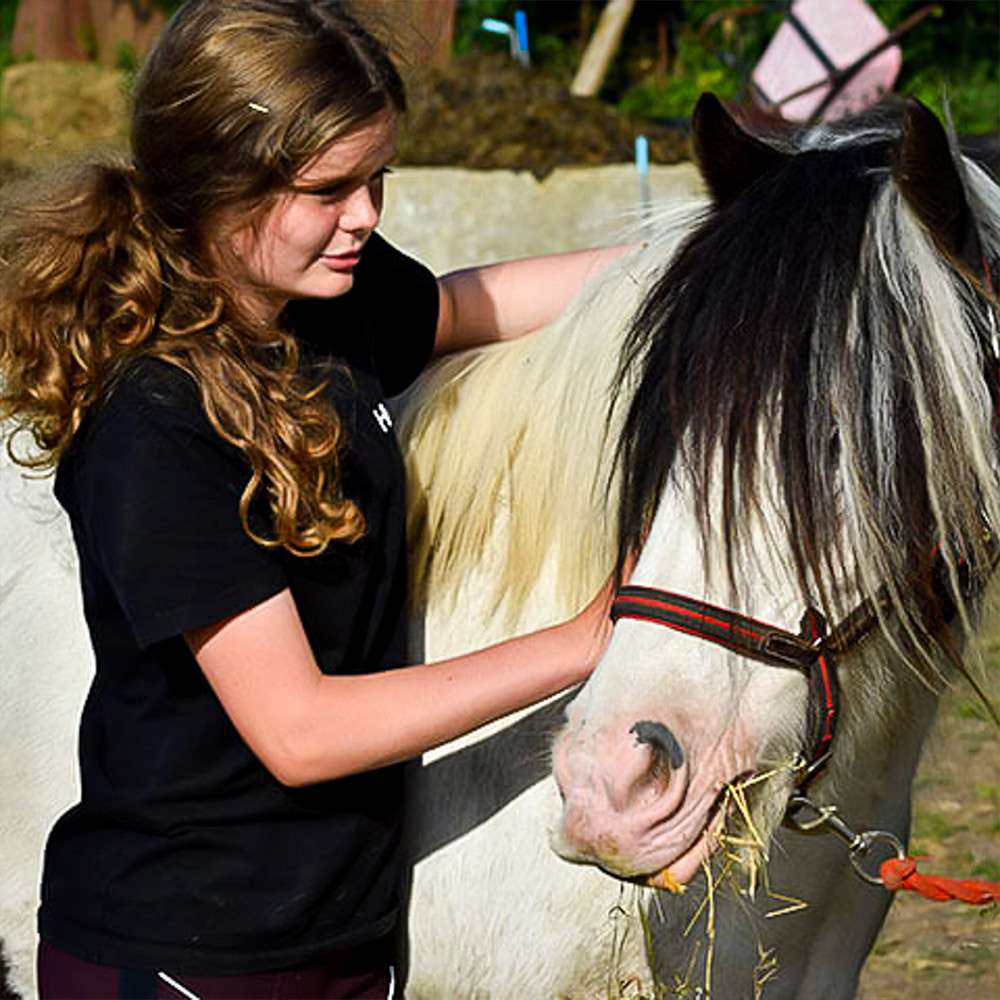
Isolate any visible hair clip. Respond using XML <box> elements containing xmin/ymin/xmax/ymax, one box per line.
<box><xmin>248</xmin><ymin>102</ymin><xmax>270</xmax><ymax>115</ymax></box>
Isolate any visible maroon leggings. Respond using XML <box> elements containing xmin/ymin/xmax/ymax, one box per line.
<box><xmin>37</xmin><ymin>939</ymin><xmax>393</xmax><ymax>1000</ymax></box>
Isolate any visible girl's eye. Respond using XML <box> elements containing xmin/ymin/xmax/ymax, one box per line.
<box><xmin>311</xmin><ymin>184</ymin><xmax>349</xmax><ymax>201</ymax></box>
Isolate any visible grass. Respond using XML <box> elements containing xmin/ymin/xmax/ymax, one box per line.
<box><xmin>972</xmin><ymin>858</ymin><xmax>1000</xmax><ymax>882</ymax></box>
<box><xmin>912</xmin><ymin>809</ymin><xmax>970</xmax><ymax>846</ymax></box>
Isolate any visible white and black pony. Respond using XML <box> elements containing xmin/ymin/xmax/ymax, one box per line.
<box><xmin>2</xmin><ymin>95</ymin><xmax>998</xmax><ymax>999</ymax></box>
<box><xmin>401</xmin><ymin>95</ymin><xmax>1000</xmax><ymax>998</ymax></box>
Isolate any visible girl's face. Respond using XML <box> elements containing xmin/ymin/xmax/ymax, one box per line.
<box><xmin>227</xmin><ymin>110</ymin><xmax>398</xmax><ymax>323</ymax></box>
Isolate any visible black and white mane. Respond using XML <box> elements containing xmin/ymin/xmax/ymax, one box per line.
<box><xmin>616</xmin><ymin>96</ymin><xmax>1000</xmax><ymax>679</ymax></box>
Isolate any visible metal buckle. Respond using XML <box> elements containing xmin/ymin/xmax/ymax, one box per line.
<box><xmin>761</xmin><ymin>630</ymin><xmax>814</xmax><ymax>669</ymax></box>
<box><xmin>848</xmin><ymin>829</ymin><xmax>907</xmax><ymax>885</ymax></box>
<box><xmin>786</xmin><ymin>794</ymin><xmax>905</xmax><ymax>886</ymax></box>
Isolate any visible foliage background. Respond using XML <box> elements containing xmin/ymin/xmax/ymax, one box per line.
<box><xmin>0</xmin><ymin>1</ymin><xmax>996</xmax><ymax>132</ymax></box>
<box><xmin>459</xmin><ymin>0</ymin><xmax>999</xmax><ymax>132</ymax></box>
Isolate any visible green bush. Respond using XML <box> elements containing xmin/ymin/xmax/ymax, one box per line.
<box><xmin>454</xmin><ymin>0</ymin><xmax>998</xmax><ymax>134</ymax></box>
<box><xmin>0</xmin><ymin>0</ymin><xmax>17</xmax><ymax>73</ymax></box>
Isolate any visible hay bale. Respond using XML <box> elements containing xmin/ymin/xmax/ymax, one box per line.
<box><xmin>0</xmin><ymin>62</ymin><xmax>130</xmax><ymax>173</ymax></box>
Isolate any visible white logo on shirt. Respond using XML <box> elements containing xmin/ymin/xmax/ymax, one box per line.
<box><xmin>372</xmin><ymin>402</ymin><xmax>393</xmax><ymax>433</ymax></box>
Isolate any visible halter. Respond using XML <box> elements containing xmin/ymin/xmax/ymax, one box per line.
<box><xmin>610</xmin><ymin>512</ymin><xmax>999</xmax><ymax>797</ymax></box>
<box><xmin>610</xmin><ymin>586</ymin><xmax>896</xmax><ymax>793</ymax></box>
<box><xmin>610</xmin><ymin>581</ymin><xmax>1000</xmax><ymax>905</ymax></box>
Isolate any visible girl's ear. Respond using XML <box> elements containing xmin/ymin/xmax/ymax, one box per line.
<box><xmin>691</xmin><ymin>93</ymin><xmax>791</xmax><ymax>207</ymax></box>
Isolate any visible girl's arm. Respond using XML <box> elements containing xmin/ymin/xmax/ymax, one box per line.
<box><xmin>186</xmin><ymin>583</ymin><xmax>613</xmax><ymax>787</ymax></box>
<box><xmin>433</xmin><ymin>245</ymin><xmax>631</xmax><ymax>356</ymax></box>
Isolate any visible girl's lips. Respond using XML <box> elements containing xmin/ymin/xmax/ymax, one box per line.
<box><xmin>321</xmin><ymin>252</ymin><xmax>361</xmax><ymax>270</ymax></box>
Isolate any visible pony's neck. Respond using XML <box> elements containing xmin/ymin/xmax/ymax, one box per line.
<box><xmin>402</xmin><ymin>205</ymin><xmax>704</xmax><ymax>623</ymax></box>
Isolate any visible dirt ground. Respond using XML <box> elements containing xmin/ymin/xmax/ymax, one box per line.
<box><xmin>857</xmin><ymin>644</ymin><xmax>1000</xmax><ymax>1000</ymax></box>
<box><xmin>396</xmin><ymin>52</ymin><xmax>689</xmax><ymax>178</ymax></box>
<box><xmin>1</xmin><ymin>52</ymin><xmax>998</xmax><ymax>1000</ymax></box>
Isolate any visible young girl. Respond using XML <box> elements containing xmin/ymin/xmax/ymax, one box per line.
<box><xmin>0</xmin><ymin>2</ymin><xmax>625</xmax><ymax>997</ymax></box>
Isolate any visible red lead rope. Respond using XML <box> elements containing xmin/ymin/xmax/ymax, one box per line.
<box><xmin>880</xmin><ymin>856</ymin><xmax>1000</xmax><ymax>904</ymax></box>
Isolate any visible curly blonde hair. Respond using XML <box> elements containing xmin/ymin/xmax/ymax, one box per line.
<box><xmin>0</xmin><ymin>0</ymin><xmax>407</xmax><ymax>555</ymax></box>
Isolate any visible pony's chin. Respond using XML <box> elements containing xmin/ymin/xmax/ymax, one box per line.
<box><xmin>634</xmin><ymin>794</ymin><xmax>729</xmax><ymax>889</ymax></box>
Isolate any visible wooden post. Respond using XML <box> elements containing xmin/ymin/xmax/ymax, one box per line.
<box><xmin>358</xmin><ymin>0</ymin><xmax>455</xmax><ymax>68</ymax></box>
<box><xmin>656</xmin><ymin>12</ymin><xmax>669</xmax><ymax>77</ymax></box>
<box><xmin>12</xmin><ymin>0</ymin><xmax>94</xmax><ymax>61</ymax></box>
<box><xmin>12</xmin><ymin>0</ymin><xmax>165</xmax><ymax>66</ymax></box>
<box><xmin>416</xmin><ymin>0</ymin><xmax>456</xmax><ymax>67</ymax></box>
<box><xmin>570</xmin><ymin>0</ymin><xmax>636</xmax><ymax>98</ymax></box>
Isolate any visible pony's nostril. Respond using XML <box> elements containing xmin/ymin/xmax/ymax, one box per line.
<box><xmin>630</xmin><ymin>720</ymin><xmax>685</xmax><ymax>770</ymax></box>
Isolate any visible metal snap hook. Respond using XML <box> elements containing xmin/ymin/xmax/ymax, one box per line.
<box><xmin>786</xmin><ymin>794</ymin><xmax>907</xmax><ymax>888</ymax></box>
<box><xmin>848</xmin><ymin>829</ymin><xmax>907</xmax><ymax>886</ymax></box>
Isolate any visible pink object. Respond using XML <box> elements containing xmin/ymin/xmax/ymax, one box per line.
<box><xmin>751</xmin><ymin>0</ymin><xmax>902</xmax><ymax>122</ymax></box>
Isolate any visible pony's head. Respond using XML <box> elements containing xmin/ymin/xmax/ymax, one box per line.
<box><xmin>551</xmin><ymin>94</ymin><xmax>1000</xmax><ymax>887</ymax></box>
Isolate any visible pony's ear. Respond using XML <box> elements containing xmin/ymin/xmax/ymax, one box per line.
<box><xmin>691</xmin><ymin>93</ymin><xmax>790</xmax><ymax>206</ymax></box>
<box><xmin>894</xmin><ymin>97</ymin><xmax>981</xmax><ymax>268</ymax></box>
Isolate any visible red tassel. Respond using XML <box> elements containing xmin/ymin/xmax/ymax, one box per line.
<box><xmin>880</xmin><ymin>856</ymin><xmax>1000</xmax><ymax>905</ymax></box>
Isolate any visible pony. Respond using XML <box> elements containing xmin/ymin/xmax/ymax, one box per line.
<box><xmin>1</xmin><ymin>94</ymin><xmax>998</xmax><ymax>999</ymax></box>
<box><xmin>400</xmin><ymin>94</ymin><xmax>1000</xmax><ymax>998</ymax></box>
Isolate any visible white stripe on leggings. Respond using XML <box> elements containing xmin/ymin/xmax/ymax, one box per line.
<box><xmin>157</xmin><ymin>970</ymin><xmax>201</xmax><ymax>1000</ymax></box>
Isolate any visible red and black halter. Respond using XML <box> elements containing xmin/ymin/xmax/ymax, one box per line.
<box><xmin>611</xmin><ymin>520</ymin><xmax>999</xmax><ymax>797</ymax></box>
<box><xmin>611</xmin><ymin>586</ymin><xmax>845</xmax><ymax>792</ymax></box>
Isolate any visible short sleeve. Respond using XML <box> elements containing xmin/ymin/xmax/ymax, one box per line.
<box><xmin>354</xmin><ymin>233</ymin><xmax>439</xmax><ymax>396</ymax></box>
<box><xmin>72</xmin><ymin>363</ymin><xmax>288</xmax><ymax>648</ymax></box>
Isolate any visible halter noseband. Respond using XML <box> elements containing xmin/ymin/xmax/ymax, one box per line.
<box><xmin>611</xmin><ymin>586</ymin><xmax>842</xmax><ymax>791</ymax></box>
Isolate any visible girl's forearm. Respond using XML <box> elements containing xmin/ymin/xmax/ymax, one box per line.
<box><xmin>191</xmin><ymin>584</ymin><xmax>613</xmax><ymax>787</ymax></box>
<box><xmin>290</xmin><ymin>614</ymin><xmax>603</xmax><ymax>783</ymax></box>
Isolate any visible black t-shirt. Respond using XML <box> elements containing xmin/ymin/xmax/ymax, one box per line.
<box><xmin>39</xmin><ymin>234</ymin><xmax>439</xmax><ymax>974</ymax></box>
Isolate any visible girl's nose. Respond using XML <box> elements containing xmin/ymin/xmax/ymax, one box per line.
<box><xmin>341</xmin><ymin>181</ymin><xmax>381</xmax><ymax>234</ymax></box>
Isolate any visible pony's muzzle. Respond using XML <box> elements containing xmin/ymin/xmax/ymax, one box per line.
<box><xmin>551</xmin><ymin>716</ymin><xmax>691</xmax><ymax>873</ymax></box>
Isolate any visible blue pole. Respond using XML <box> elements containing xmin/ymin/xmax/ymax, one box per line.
<box><xmin>636</xmin><ymin>134</ymin><xmax>651</xmax><ymax>220</ymax></box>
<box><xmin>514</xmin><ymin>10</ymin><xmax>530</xmax><ymax>66</ymax></box>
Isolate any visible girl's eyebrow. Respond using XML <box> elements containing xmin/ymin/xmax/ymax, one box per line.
<box><xmin>292</xmin><ymin>163</ymin><xmax>392</xmax><ymax>195</ymax></box>
<box><xmin>292</xmin><ymin>176</ymin><xmax>351</xmax><ymax>194</ymax></box>
<box><xmin>291</xmin><ymin>168</ymin><xmax>356</xmax><ymax>192</ymax></box>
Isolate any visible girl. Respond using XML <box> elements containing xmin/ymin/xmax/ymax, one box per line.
<box><xmin>0</xmin><ymin>1</ymin><xmax>625</xmax><ymax>997</ymax></box>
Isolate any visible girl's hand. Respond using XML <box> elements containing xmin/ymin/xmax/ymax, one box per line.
<box><xmin>566</xmin><ymin>554</ymin><xmax>638</xmax><ymax>682</ymax></box>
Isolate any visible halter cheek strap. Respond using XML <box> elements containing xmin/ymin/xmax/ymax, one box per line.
<box><xmin>610</xmin><ymin>586</ymin><xmax>840</xmax><ymax>789</ymax></box>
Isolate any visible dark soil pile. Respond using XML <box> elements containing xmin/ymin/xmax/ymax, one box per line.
<box><xmin>0</xmin><ymin>51</ymin><xmax>690</xmax><ymax>186</ymax></box>
<box><xmin>397</xmin><ymin>52</ymin><xmax>690</xmax><ymax>179</ymax></box>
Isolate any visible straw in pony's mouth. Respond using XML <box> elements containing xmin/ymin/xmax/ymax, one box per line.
<box><xmin>637</xmin><ymin>769</ymin><xmax>760</xmax><ymax>894</ymax></box>
<box><xmin>649</xmin><ymin>761</ymin><xmax>811</xmax><ymax>999</ymax></box>
<box><xmin>600</xmin><ymin>761</ymin><xmax>810</xmax><ymax>999</ymax></box>
<box><xmin>642</xmin><ymin>758</ymin><xmax>805</xmax><ymax>897</ymax></box>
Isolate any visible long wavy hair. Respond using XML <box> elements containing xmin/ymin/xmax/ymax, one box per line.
<box><xmin>0</xmin><ymin>0</ymin><xmax>406</xmax><ymax>555</ymax></box>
